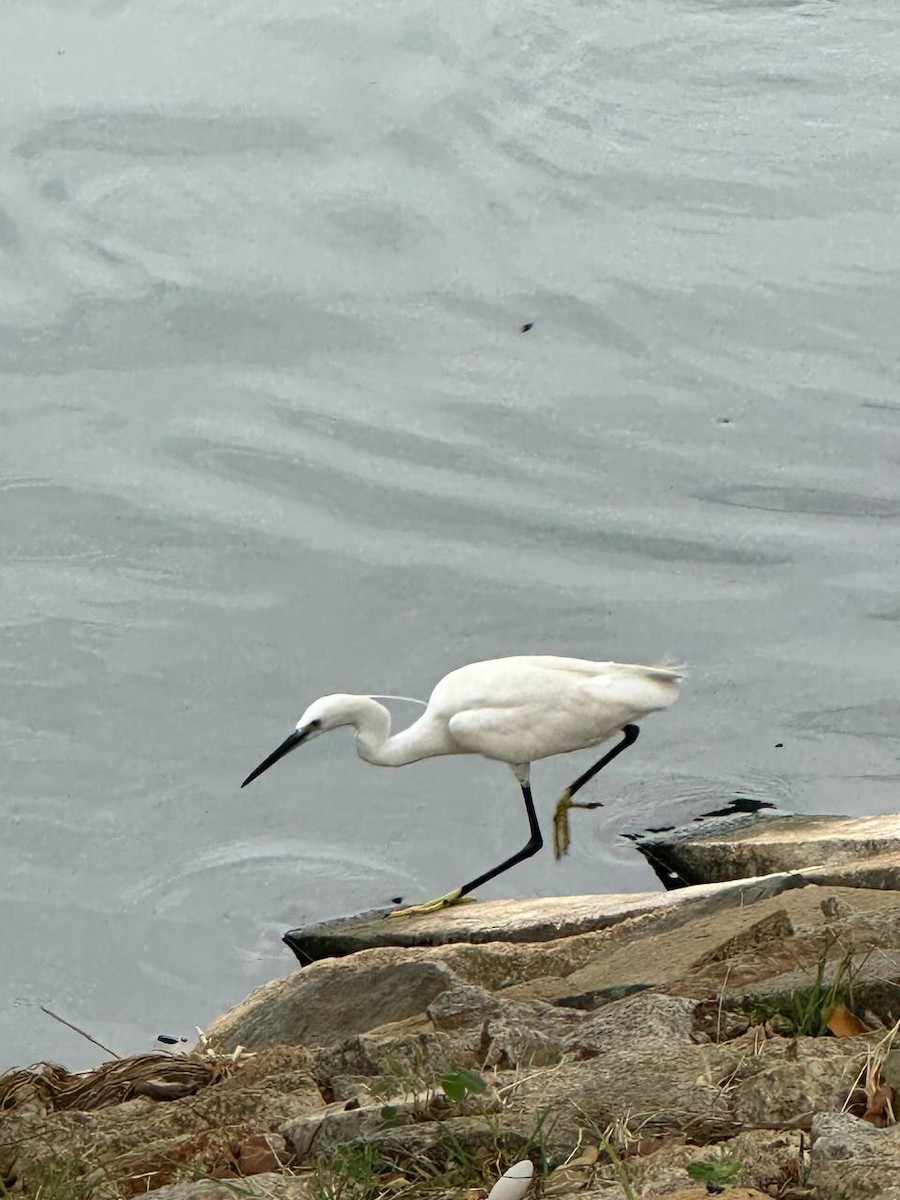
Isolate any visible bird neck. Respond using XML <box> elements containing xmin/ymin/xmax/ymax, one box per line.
<box><xmin>352</xmin><ymin>698</ymin><xmax>432</xmax><ymax>767</ymax></box>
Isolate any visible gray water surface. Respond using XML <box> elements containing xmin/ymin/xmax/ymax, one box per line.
<box><xmin>2</xmin><ymin>0</ymin><xmax>899</xmax><ymax>1069</ymax></box>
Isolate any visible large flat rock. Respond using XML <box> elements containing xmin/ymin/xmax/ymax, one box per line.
<box><xmin>283</xmin><ymin>872</ymin><xmax>806</xmax><ymax>964</ymax></box>
<box><xmin>632</xmin><ymin>813</ymin><xmax>900</xmax><ymax>887</ymax></box>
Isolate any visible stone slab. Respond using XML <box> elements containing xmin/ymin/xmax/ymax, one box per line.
<box><xmin>632</xmin><ymin>812</ymin><xmax>900</xmax><ymax>887</ymax></box>
<box><xmin>283</xmin><ymin>871</ymin><xmax>807</xmax><ymax>964</ymax></box>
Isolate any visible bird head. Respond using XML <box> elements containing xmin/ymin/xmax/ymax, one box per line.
<box><xmin>240</xmin><ymin>694</ymin><xmax>372</xmax><ymax>788</ymax></box>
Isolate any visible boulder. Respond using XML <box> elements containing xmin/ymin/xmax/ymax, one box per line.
<box><xmin>205</xmin><ymin>957</ymin><xmax>458</xmax><ymax>1052</ymax></box>
<box><xmin>282</xmin><ymin>875</ymin><xmax>805</xmax><ymax>964</ymax></box>
<box><xmin>633</xmin><ymin>812</ymin><xmax>900</xmax><ymax>887</ymax></box>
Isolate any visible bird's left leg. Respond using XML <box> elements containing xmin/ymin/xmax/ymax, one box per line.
<box><xmin>390</xmin><ymin>766</ymin><xmax>543</xmax><ymax>917</ymax></box>
<box><xmin>553</xmin><ymin>724</ymin><xmax>640</xmax><ymax>858</ymax></box>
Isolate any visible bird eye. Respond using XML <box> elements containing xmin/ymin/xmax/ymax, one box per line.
<box><xmin>306</xmin><ymin>719</ymin><xmax>323</xmax><ymax>730</ymax></box>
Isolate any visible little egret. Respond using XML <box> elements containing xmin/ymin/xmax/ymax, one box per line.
<box><xmin>241</xmin><ymin>655</ymin><xmax>683</xmax><ymax>916</ymax></box>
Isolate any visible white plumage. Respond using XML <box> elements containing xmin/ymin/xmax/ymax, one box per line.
<box><xmin>242</xmin><ymin>655</ymin><xmax>683</xmax><ymax>915</ymax></box>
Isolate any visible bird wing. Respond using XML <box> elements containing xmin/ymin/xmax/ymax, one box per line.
<box><xmin>440</xmin><ymin>658</ymin><xmax>681</xmax><ymax>765</ymax></box>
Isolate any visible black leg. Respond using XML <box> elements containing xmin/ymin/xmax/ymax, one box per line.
<box><xmin>567</xmin><ymin>723</ymin><xmax>640</xmax><ymax>808</ymax></box>
<box><xmin>457</xmin><ymin>781</ymin><xmax>543</xmax><ymax>899</ymax></box>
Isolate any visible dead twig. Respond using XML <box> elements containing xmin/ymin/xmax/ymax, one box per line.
<box><xmin>39</xmin><ymin>1005</ymin><xmax>120</xmax><ymax>1059</ymax></box>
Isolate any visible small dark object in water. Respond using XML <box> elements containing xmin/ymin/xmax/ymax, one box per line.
<box><xmin>775</xmin><ymin>742</ymin><xmax>784</xmax><ymax>748</ymax></box>
<box><xmin>156</xmin><ymin>1035</ymin><xmax>182</xmax><ymax>1045</ymax></box>
<box><xmin>692</xmin><ymin>797</ymin><xmax>775</xmax><ymax>821</ymax></box>
<box><xmin>519</xmin><ymin>322</ymin><xmax>533</xmax><ymax>333</ymax></box>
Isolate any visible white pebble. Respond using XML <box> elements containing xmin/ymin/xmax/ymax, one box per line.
<box><xmin>486</xmin><ymin>1159</ymin><xmax>534</xmax><ymax>1200</ymax></box>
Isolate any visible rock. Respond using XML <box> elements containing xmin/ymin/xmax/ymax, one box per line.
<box><xmin>804</xmin><ymin>850</ymin><xmax>900</xmax><ymax>892</ymax></box>
<box><xmin>425</xmin><ymin>980</ymin><xmax>583</xmax><ymax>1069</ymax></box>
<box><xmin>634</xmin><ymin>812</ymin><xmax>900</xmax><ymax>887</ymax></box>
<box><xmin>561</xmin><ymin>992</ymin><xmax>697</xmax><ymax>1055</ymax></box>
<box><xmin>809</xmin><ymin>1112</ymin><xmax>900</xmax><ymax>1199</ymax></box>
<box><xmin>427</xmin><ymin>981</ymin><xmax>583</xmax><ymax>1036</ymax></box>
<box><xmin>666</xmin><ymin>885</ymin><xmax>900</xmax><ymax>1016</ymax></box>
<box><xmin>508</xmin><ymin>989</ymin><xmax>898</xmax><ymax>1145</ymax></box>
<box><xmin>731</xmin><ymin>1039</ymin><xmax>869</xmax><ymax>1129</ymax></box>
<box><xmin>149</xmin><ymin>1175</ymin><xmax>313</xmax><ymax>1200</ymax></box>
<box><xmin>550</xmin><ymin>983</ymin><xmax>654</xmax><ymax>1011</ymax></box>
<box><xmin>282</xmin><ymin>876</ymin><xmax>806</xmax><ymax>963</ymax></box>
<box><xmin>721</xmin><ymin>1129</ymin><xmax>805</xmax><ymax>1194</ymax></box>
<box><xmin>308</xmin><ymin>1113</ymin><xmax>533</xmax><ymax>1177</ymax></box>
<box><xmin>723</xmin><ymin>946</ymin><xmax>900</xmax><ymax>1033</ymax></box>
<box><xmin>508</xmin><ymin>992</ymin><xmax>737</xmax><ymax>1142</ymax></box>
<box><xmin>425</xmin><ymin>981</ymin><xmax>508</xmax><ymax>1030</ymax></box>
<box><xmin>478</xmin><ymin>1013</ymin><xmax>566</xmax><ymax>1069</ymax></box>
<box><xmin>283</xmin><ymin>1082</ymin><xmax>501</xmax><ymax>1158</ymax></box>
<box><xmin>535</xmin><ymin>884</ymin><xmax>858</xmax><ymax>1002</ymax></box>
<box><xmin>205</xmin><ymin>957</ymin><xmax>459</xmax><ymax>1052</ymax></box>
<box><xmin>211</xmin><ymin>883</ymin><xmax>900</xmax><ymax>1059</ymax></box>
<box><xmin>312</xmin><ymin>1029</ymin><xmax>474</xmax><ymax>1103</ymax></box>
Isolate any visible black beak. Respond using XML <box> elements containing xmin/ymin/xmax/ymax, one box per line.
<box><xmin>241</xmin><ymin>728</ymin><xmax>309</xmax><ymax>788</ymax></box>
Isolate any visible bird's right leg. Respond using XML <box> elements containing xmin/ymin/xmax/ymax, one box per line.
<box><xmin>553</xmin><ymin>724</ymin><xmax>640</xmax><ymax>858</ymax></box>
<box><xmin>389</xmin><ymin>765</ymin><xmax>543</xmax><ymax>917</ymax></box>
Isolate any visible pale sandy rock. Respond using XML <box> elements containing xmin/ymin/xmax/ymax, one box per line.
<box><xmin>312</xmin><ymin>1029</ymin><xmax>472</xmax><ymax>1102</ymax></box>
<box><xmin>554</xmin><ymin>884</ymin><xmax>892</xmax><ymax>1001</ymax></box>
<box><xmin>283</xmin><ymin>875</ymin><xmax>802</xmax><ymax>964</ymax></box>
<box><xmin>562</xmin><ymin>992</ymin><xmax>697</xmax><ymax>1054</ymax></box>
<box><xmin>666</xmin><ymin>886</ymin><xmax>900</xmax><ymax>1009</ymax></box>
<box><xmin>581</xmin><ymin>1131</ymin><xmax>801</xmax><ymax>1199</ymax></box>
<box><xmin>214</xmin><ymin>882</ymin><xmax>899</xmax><ymax>1060</ymax></box>
<box><xmin>206</xmin><ymin>957</ymin><xmax>459</xmax><ymax>1052</ymax></box>
<box><xmin>805</xmin><ymin>850</ymin><xmax>900</xmax><ymax>892</ymax></box>
<box><xmin>426</xmin><ymin>979</ymin><xmax>581</xmax><ymax>1068</ymax></box>
<box><xmin>425</xmin><ymin>980</ymin><xmax>514</xmax><ymax>1029</ymax></box>
<box><xmin>333</xmin><ymin>1112</ymin><xmax>525</xmax><ymax>1165</ymax></box>
<box><xmin>637</xmin><ymin>813</ymin><xmax>900</xmax><ymax>886</ymax></box>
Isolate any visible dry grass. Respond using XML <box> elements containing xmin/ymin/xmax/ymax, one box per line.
<box><xmin>0</xmin><ymin>1052</ymin><xmax>235</xmax><ymax>1114</ymax></box>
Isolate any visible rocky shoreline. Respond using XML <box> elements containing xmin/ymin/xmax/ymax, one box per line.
<box><xmin>3</xmin><ymin>812</ymin><xmax>900</xmax><ymax>1200</ymax></box>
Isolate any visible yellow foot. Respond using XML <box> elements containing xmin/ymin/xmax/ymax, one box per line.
<box><xmin>553</xmin><ymin>790</ymin><xmax>603</xmax><ymax>858</ymax></box>
<box><xmin>552</xmin><ymin>789</ymin><xmax>573</xmax><ymax>859</ymax></box>
<box><xmin>388</xmin><ymin>888</ymin><xmax>477</xmax><ymax>918</ymax></box>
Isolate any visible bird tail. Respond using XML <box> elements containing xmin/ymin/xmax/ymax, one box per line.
<box><xmin>644</xmin><ymin>661</ymin><xmax>688</xmax><ymax>680</ymax></box>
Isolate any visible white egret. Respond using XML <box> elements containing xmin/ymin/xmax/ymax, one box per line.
<box><xmin>241</xmin><ymin>656</ymin><xmax>683</xmax><ymax>916</ymax></box>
